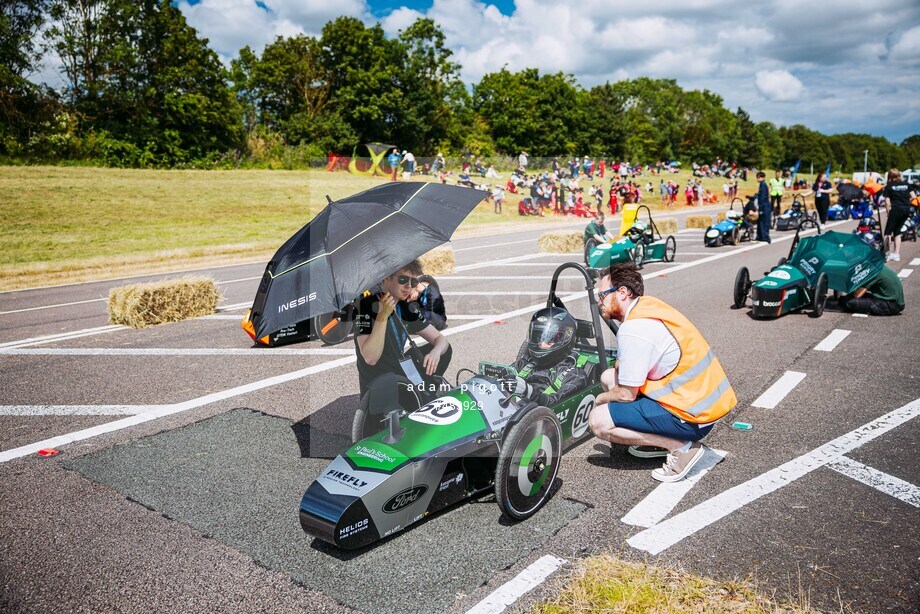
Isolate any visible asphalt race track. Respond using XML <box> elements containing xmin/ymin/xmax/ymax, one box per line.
<box><xmin>1</xmin><ymin>209</ymin><xmax>918</xmax><ymax>613</ymax></box>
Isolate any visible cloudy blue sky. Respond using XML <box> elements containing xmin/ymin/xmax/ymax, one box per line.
<box><xmin>170</xmin><ymin>1</ymin><xmax>919</xmax><ymax>142</ymax></box>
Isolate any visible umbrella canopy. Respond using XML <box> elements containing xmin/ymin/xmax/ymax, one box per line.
<box><xmin>788</xmin><ymin>230</ymin><xmax>885</xmax><ymax>293</ymax></box>
<box><xmin>248</xmin><ymin>182</ymin><xmax>486</xmax><ymax>339</ymax></box>
<box><xmin>836</xmin><ymin>182</ymin><xmax>863</xmax><ymax>201</ymax></box>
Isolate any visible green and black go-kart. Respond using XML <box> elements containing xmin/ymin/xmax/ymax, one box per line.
<box><xmin>299</xmin><ymin>264</ymin><xmax>616</xmax><ymax>549</ymax></box>
<box><xmin>733</xmin><ymin>220</ymin><xmax>885</xmax><ymax>319</ymax></box>
<box><xmin>586</xmin><ymin>205</ymin><xmax>676</xmax><ymax>270</ymax></box>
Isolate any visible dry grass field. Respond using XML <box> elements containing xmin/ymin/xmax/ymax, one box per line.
<box><xmin>0</xmin><ymin>165</ymin><xmax>762</xmax><ymax>290</ymax></box>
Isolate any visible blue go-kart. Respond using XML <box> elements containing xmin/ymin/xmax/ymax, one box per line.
<box><xmin>704</xmin><ymin>197</ymin><xmax>755</xmax><ymax>247</ymax></box>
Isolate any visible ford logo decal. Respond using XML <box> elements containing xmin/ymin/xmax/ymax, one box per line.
<box><xmin>382</xmin><ymin>486</ymin><xmax>428</xmax><ymax>513</ymax></box>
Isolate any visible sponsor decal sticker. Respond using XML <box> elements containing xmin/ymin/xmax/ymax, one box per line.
<box><xmin>383</xmin><ymin>485</ymin><xmax>429</xmax><ymax>513</ymax></box>
<box><xmin>353</xmin><ymin>445</ymin><xmax>396</xmax><ymax>464</ymax></box>
<box><xmin>571</xmin><ymin>395</ymin><xmax>594</xmax><ymax>438</ymax></box>
<box><xmin>383</xmin><ymin>525</ymin><xmax>401</xmax><ymax>537</ymax></box>
<box><xmin>760</xmin><ymin>300</ymin><xmax>782</xmax><ymax>307</ymax></box>
<box><xmin>408</xmin><ymin>397</ymin><xmax>463</xmax><ymax>426</ymax></box>
<box><xmin>759</xmin><ymin>280</ymin><xmax>778</xmax><ymax>287</ymax></box>
<box><xmin>324</xmin><ymin>469</ymin><xmax>368</xmax><ymax>491</ymax></box>
<box><xmin>439</xmin><ymin>473</ymin><xmax>464</xmax><ymax>492</ymax></box>
<box><xmin>339</xmin><ymin>518</ymin><xmax>369</xmax><ymax>539</ymax></box>
<box><xmin>767</xmin><ymin>269</ymin><xmax>791</xmax><ymax>280</ymax></box>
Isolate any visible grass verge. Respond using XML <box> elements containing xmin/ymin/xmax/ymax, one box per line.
<box><xmin>531</xmin><ymin>555</ymin><xmax>815</xmax><ymax>613</ymax></box>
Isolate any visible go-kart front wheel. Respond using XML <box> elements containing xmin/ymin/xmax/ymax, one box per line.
<box><xmin>584</xmin><ymin>238</ymin><xmax>598</xmax><ymax>266</ymax></box>
<box><xmin>632</xmin><ymin>244</ymin><xmax>646</xmax><ymax>269</ymax></box>
<box><xmin>352</xmin><ymin>394</ymin><xmax>383</xmax><ymax>442</ymax></box>
<box><xmin>495</xmin><ymin>407</ymin><xmax>562</xmax><ymax>521</ymax></box>
<box><xmin>663</xmin><ymin>236</ymin><xmax>676</xmax><ymax>262</ymax></box>
<box><xmin>810</xmin><ymin>272</ymin><xmax>828</xmax><ymax>318</ymax></box>
<box><xmin>733</xmin><ymin>266</ymin><xmax>751</xmax><ymax>309</ymax></box>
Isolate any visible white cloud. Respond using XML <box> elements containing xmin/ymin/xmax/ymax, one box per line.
<box><xmin>888</xmin><ymin>25</ymin><xmax>920</xmax><ymax>63</ymax></box>
<box><xmin>755</xmin><ymin>69</ymin><xmax>805</xmax><ymax>102</ymax></box>
<box><xmin>381</xmin><ymin>7</ymin><xmax>425</xmax><ymax>36</ymax></box>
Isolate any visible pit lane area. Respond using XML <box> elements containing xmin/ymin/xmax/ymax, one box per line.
<box><xmin>1</xmin><ymin>218</ymin><xmax>918</xmax><ymax>612</ymax></box>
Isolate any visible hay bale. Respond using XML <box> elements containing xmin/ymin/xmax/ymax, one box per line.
<box><xmin>656</xmin><ymin>217</ymin><xmax>678</xmax><ymax>235</ymax></box>
<box><xmin>716</xmin><ymin>211</ymin><xmax>727</xmax><ymax>223</ymax></box>
<box><xmin>539</xmin><ymin>231</ymin><xmax>582</xmax><ymax>253</ymax></box>
<box><xmin>108</xmin><ymin>276</ymin><xmax>221</xmax><ymax>328</ymax></box>
<box><xmin>419</xmin><ymin>246</ymin><xmax>454</xmax><ymax>276</ymax></box>
<box><xmin>686</xmin><ymin>215</ymin><xmax>713</xmax><ymax>229</ymax></box>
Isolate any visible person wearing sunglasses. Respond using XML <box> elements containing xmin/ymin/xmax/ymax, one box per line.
<box><xmin>587</xmin><ymin>263</ymin><xmax>736</xmax><ymax>483</ymax></box>
<box><xmin>354</xmin><ymin>260</ymin><xmax>452</xmax><ymax>409</ymax></box>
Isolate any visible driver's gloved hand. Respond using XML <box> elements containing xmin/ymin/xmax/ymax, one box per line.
<box><xmin>501</xmin><ymin>376</ymin><xmax>532</xmax><ymax>398</ymax></box>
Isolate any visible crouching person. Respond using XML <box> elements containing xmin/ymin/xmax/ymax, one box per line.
<box><xmin>588</xmin><ymin>263</ymin><xmax>736</xmax><ymax>482</ymax></box>
<box><xmin>838</xmin><ymin>265</ymin><xmax>904</xmax><ymax>316</ymax></box>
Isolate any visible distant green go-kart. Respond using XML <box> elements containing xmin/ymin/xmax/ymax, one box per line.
<box><xmin>733</xmin><ymin>221</ymin><xmax>885</xmax><ymax>319</ymax></box>
<box><xmin>298</xmin><ymin>263</ymin><xmax>617</xmax><ymax>550</ymax></box>
<box><xmin>587</xmin><ymin>205</ymin><xmax>676</xmax><ymax>270</ymax></box>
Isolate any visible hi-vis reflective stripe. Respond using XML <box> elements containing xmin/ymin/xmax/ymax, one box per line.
<box><xmin>273</xmin><ymin>183</ymin><xmax>430</xmax><ymax>279</ymax></box>
<box><xmin>644</xmin><ymin>350</ymin><xmax>715</xmax><ymax>402</ymax></box>
<box><xmin>685</xmin><ymin>377</ymin><xmax>733</xmax><ymax>417</ymax></box>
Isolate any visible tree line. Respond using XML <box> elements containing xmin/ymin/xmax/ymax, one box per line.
<box><xmin>3</xmin><ymin>1</ymin><xmax>918</xmax><ymax>171</ymax></box>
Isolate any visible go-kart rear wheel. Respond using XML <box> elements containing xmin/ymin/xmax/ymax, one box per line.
<box><xmin>810</xmin><ymin>272</ymin><xmax>829</xmax><ymax>318</ymax></box>
<box><xmin>584</xmin><ymin>238</ymin><xmax>598</xmax><ymax>266</ymax></box>
<box><xmin>730</xmin><ymin>227</ymin><xmax>740</xmax><ymax>246</ymax></box>
<box><xmin>495</xmin><ymin>407</ymin><xmax>562</xmax><ymax>521</ymax></box>
<box><xmin>663</xmin><ymin>236</ymin><xmax>676</xmax><ymax>262</ymax></box>
<box><xmin>313</xmin><ymin>312</ymin><xmax>353</xmax><ymax>346</ymax></box>
<box><xmin>733</xmin><ymin>266</ymin><xmax>751</xmax><ymax>309</ymax></box>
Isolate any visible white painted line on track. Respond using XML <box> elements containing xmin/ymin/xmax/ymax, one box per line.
<box><xmin>0</xmin><ymin>259</ymin><xmax>268</xmax><ymax>295</ymax></box>
<box><xmin>911</xmin><ymin>258</ymin><xmax>920</xmax><ymax>266</ymax></box>
<box><xmin>0</xmin><ymin>297</ymin><xmax>106</xmax><ymax>315</ymax></box>
<box><xmin>217</xmin><ymin>301</ymin><xmax>251</xmax><ymax>312</ymax></box>
<box><xmin>897</xmin><ymin>268</ymin><xmax>913</xmax><ymax>278</ymax></box>
<box><xmin>441</xmin><ymin>291</ymin><xmax>550</xmax><ymax>296</ymax></box>
<box><xmin>0</xmin><ymin>325</ymin><xmax>126</xmax><ymax>350</ymax></box>
<box><xmin>621</xmin><ymin>449</ymin><xmax>727</xmax><ymax>528</ymax></box>
<box><xmin>467</xmin><ymin>262</ymin><xmax>576</xmax><ymax>267</ymax></box>
<box><xmin>440</xmin><ymin>275</ymin><xmax>583</xmax><ymax>280</ymax></box>
<box><xmin>449</xmin><ymin>314</ymin><xmax>502</xmax><ymax>320</ymax></box>
<box><xmin>0</xmin><ymin>405</ymin><xmax>151</xmax><ymax>416</ymax></box>
<box><xmin>751</xmin><ymin>371</ymin><xmax>806</xmax><ymax>409</ymax></box>
<box><xmin>455</xmin><ymin>253</ymin><xmax>573</xmax><ymax>272</ymax></box>
<box><xmin>827</xmin><ymin>456</ymin><xmax>920</xmax><ymax>507</ymax></box>
<box><xmin>0</xmin><ymin>348</ymin><xmax>356</xmax><ymax>356</ymax></box>
<box><xmin>216</xmin><ymin>276</ymin><xmax>261</xmax><ymax>285</ymax></box>
<box><xmin>204</xmin><ymin>315</ymin><xmax>247</xmax><ymax>320</ymax></box>
<box><xmin>453</xmin><ymin>239</ymin><xmax>536</xmax><ymax>253</ymax></box>
<box><xmin>466</xmin><ymin>555</ymin><xmax>566</xmax><ymax>614</ymax></box>
<box><xmin>814</xmin><ymin>329</ymin><xmax>851</xmax><ymax>352</ymax></box>
<box><xmin>627</xmin><ymin>396</ymin><xmax>920</xmax><ymax>555</ymax></box>
<box><xmin>852</xmin><ymin>313</ymin><xmax>869</xmax><ymax>318</ymax></box>
<box><xmin>0</xmin><ymin>355</ymin><xmax>359</xmax><ymax>463</ymax></box>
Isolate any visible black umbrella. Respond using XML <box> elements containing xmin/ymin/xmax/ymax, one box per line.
<box><xmin>836</xmin><ymin>182</ymin><xmax>863</xmax><ymax>201</ymax></box>
<box><xmin>248</xmin><ymin>182</ymin><xmax>486</xmax><ymax>340</ymax></box>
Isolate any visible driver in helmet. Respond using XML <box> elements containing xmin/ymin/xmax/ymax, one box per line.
<box><xmin>504</xmin><ymin>306</ymin><xmax>589</xmax><ymax>406</ymax></box>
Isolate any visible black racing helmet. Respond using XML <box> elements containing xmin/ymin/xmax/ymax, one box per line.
<box><xmin>528</xmin><ymin>306</ymin><xmax>577</xmax><ymax>367</ymax></box>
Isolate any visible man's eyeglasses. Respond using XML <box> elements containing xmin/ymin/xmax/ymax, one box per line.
<box><xmin>396</xmin><ymin>275</ymin><xmax>419</xmax><ymax>287</ymax></box>
<box><xmin>596</xmin><ymin>287</ymin><xmax>619</xmax><ymax>303</ymax></box>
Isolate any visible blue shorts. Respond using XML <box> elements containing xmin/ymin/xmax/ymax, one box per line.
<box><xmin>608</xmin><ymin>397</ymin><xmax>713</xmax><ymax>441</ymax></box>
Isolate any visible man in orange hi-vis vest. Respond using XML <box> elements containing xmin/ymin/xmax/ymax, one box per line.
<box><xmin>588</xmin><ymin>263</ymin><xmax>737</xmax><ymax>482</ymax></box>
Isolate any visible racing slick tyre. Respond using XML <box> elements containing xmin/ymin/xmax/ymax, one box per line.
<box><xmin>495</xmin><ymin>407</ymin><xmax>562</xmax><ymax>521</ymax></box>
<box><xmin>313</xmin><ymin>311</ymin><xmax>353</xmax><ymax>346</ymax></box>
<box><xmin>352</xmin><ymin>393</ymin><xmax>383</xmax><ymax>443</ymax></box>
<box><xmin>584</xmin><ymin>238</ymin><xmax>598</xmax><ymax>266</ymax></box>
<box><xmin>663</xmin><ymin>236</ymin><xmax>677</xmax><ymax>262</ymax></box>
<box><xmin>730</xmin><ymin>227</ymin><xmax>740</xmax><ymax>246</ymax></box>
<box><xmin>810</xmin><ymin>272</ymin><xmax>829</xmax><ymax>318</ymax></box>
<box><xmin>733</xmin><ymin>267</ymin><xmax>751</xmax><ymax>309</ymax></box>
<box><xmin>770</xmin><ymin>215</ymin><xmax>776</xmax><ymax>229</ymax></box>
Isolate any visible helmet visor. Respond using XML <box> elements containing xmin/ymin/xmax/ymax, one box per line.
<box><xmin>529</xmin><ymin>318</ymin><xmax>574</xmax><ymax>355</ymax></box>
